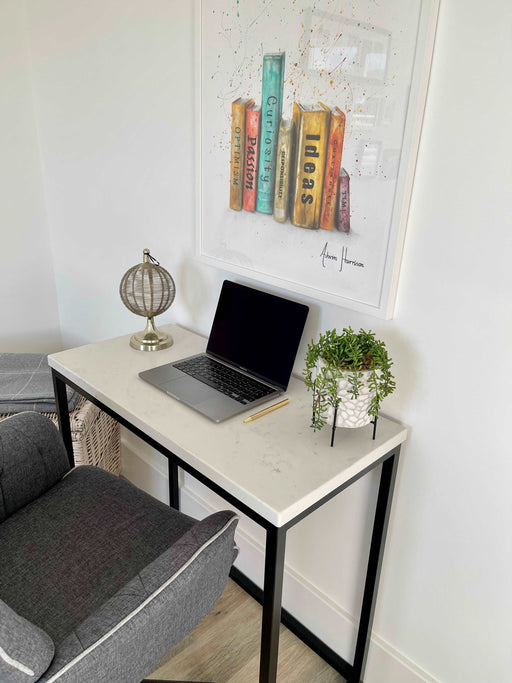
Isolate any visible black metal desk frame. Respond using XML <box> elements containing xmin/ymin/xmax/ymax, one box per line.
<box><xmin>53</xmin><ymin>369</ymin><xmax>400</xmax><ymax>683</ymax></box>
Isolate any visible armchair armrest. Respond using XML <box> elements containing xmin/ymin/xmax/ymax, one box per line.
<box><xmin>0</xmin><ymin>598</ymin><xmax>55</xmax><ymax>683</ymax></box>
<box><xmin>0</xmin><ymin>412</ymin><xmax>70</xmax><ymax>522</ymax></box>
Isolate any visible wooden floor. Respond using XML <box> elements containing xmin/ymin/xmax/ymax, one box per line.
<box><xmin>148</xmin><ymin>579</ymin><xmax>344</xmax><ymax>683</ymax></box>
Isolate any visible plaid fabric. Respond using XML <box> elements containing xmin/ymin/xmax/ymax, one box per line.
<box><xmin>0</xmin><ymin>354</ymin><xmax>78</xmax><ymax>414</ymax></box>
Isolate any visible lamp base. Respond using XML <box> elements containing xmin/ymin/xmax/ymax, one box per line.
<box><xmin>130</xmin><ymin>317</ymin><xmax>173</xmax><ymax>352</ymax></box>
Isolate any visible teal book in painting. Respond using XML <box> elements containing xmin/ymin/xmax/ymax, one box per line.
<box><xmin>256</xmin><ymin>53</ymin><xmax>285</xmax><ymax>214</ymax></box>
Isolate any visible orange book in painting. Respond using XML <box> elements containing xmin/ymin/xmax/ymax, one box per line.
<box><xmin>229</xmin><ymin>97</ymin><xmax>254</xmax><ymax>211</ymax></box>
<box><xmin>243</xmin><ymin>104</ymin><xmax>261</xmax><ymax>212</ymax></box>
<box><xmin>319</xmin><ymin>104</ymin><xmax>346</xmax><ymax>230</ymax></box>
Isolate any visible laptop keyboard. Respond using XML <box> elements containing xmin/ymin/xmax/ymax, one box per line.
<box><xmin>174</xmin><ymin>356</ymin><xmax>275</xmax><ymax>404</ymax></box>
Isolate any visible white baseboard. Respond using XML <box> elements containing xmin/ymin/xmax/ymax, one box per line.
<box><xmin>121</xmin><ymin>437</ymin><xmax>438</xmax><ymax>683</ymax></box>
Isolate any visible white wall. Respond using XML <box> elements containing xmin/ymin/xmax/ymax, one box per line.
<box><xmin>2</xmin><ymin>0</ymin><xmax>512</xmax><ymax>681</ymax></box>
<box><xmin>0</xmin><ymin>0</ymin><xmax>61</xmax><ymax>352</ymax></box>
<box><xmin>25</xmin><ymin>0</ymin><xmax>207</xmax><ymax>348</ymax></box>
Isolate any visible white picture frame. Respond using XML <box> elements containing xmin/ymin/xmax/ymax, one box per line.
<box><xmin>195</xmin><ymin>0</ymin><xmax>440</xmax><ymax>318</ymax></box>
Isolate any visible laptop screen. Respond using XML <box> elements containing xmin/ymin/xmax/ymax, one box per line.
<box><xmin>206</xmin><ymin>280</ymin><xmax>309</xmax><ymax>390</ymax></box>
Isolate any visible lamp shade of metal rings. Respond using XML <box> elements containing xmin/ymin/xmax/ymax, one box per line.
<box><xmin>120</xmin><ymin>248</ymin><xmax>176</xmax><ymax>351</ymax></box>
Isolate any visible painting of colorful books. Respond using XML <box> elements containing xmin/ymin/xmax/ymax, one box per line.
<box><xmin>199</xmin><ymin>0</ymin><xmax>439</xmax><ymax>318</ymax></box>
<box><xmin>229</xmin><ymin>53</ymin><xmax>351</xmax><ymax>234</ymax></box>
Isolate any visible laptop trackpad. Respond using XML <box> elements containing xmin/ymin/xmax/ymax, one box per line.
<box><xmin>160</xmin><ymin>377</ymin><xmax>218</xmax><ymax>406</ymax></box>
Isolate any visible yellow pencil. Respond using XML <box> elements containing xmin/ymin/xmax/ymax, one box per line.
<box><xmin>243</xmin><ymin>398</ymin><xmax>290</xmax><ymax>423</ymax></box>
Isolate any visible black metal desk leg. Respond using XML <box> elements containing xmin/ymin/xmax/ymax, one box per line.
<box><xmin>350</xmin><ymin>448</ymin><xmax>401</xmax><ymax>683</ymax></box>
<box><xmin>259</xmin><ymin>525</ymin><xmax>287</xmax><ymax>683</ymax></box>
<box><xmin>51</xmin><ymin>370</ymin><xmax>74</xmax><ymax>468</ymax></box>
<box><xmin>168</xmin><ymin>459</ymin><xmax>179</xmax><ymax>510</ymax></box>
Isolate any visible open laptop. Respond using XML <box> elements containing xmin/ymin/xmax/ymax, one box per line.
<box><xmin>139</xmin><ymin>280</ymin><xmax>309</xmax><ymax>422</ymax></box>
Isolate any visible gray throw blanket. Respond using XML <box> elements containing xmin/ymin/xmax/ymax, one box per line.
<box><xmin>0</xmin><ymin>353</ymin><xmax>79</xmax><ymax>415</ymax></box>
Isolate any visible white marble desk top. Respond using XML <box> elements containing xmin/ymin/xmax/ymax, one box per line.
<box><xmin>49</xmin><ymin>325</ymin><xmax>407</xmax><ymax>527</ymax></box>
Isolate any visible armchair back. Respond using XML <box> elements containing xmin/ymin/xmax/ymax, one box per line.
<box><xmin>0</xmin><ymin>412</ymin><xmax>70</xmax><ymax>522</ymax></box>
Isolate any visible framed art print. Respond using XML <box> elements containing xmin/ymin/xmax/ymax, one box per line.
<box><xmin>196</xmin><ymin>0</ymin><xmax>439</xmax><ymax>318</ymax></box>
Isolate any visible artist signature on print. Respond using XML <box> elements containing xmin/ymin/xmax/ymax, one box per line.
<box><xmin>319</xmin><ymin>243</ymin><xmax>364</xmax><ymax>272</ymax></box>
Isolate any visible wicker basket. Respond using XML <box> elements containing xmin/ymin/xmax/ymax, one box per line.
<box><xmin>0</xmin><ymin>397</ymin><xmax>121</xmax><ymax>476</ymax></box>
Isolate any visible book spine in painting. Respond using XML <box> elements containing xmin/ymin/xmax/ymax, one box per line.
<box><xmin>319</xmin><ymin>105</ymin><xmax>346</xmax><ymax>230</ymax></box>
<box><xmin>229</xmin><ymin>97</ymin><xmax>254</xmax><ymax>211</ymax></box>
<box><xmin>292</xmin><ymin>101</ymin><xmax>302</xmax><ymax>145</ymax></box>
<box><xmin>273</xmin><ymin>119</ymin><xmax>295</xmax><ymax>223</ymax></box>
<box><xmin>291</xmin><ymin>105</ymin><xmax>330</xmax><ymax>229</ymax></box>
<box><xmin>256</xmin><ymin>53</ymin><xmax>285</xmax><ymax>214</ymax></box>
<box><xmin>289</xmin><ymin>101</ymin><xmax>301</xmax><ymax>212</ymax></box>
<box><xmin>337</xmin><ymin>168</ymin><xmax>350</xmax><ymax>233</ymax></box>
<box><xmin>242</xmin><ymin>104</ymin><xmax>261</xmax><ymax>212</ymax></box>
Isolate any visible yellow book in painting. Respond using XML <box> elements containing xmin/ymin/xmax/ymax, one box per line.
<box><xmin>229</xmin><ymin>97</ymin><xmax>254</xmax><ymax>210</ymax></box>
<box><xmin>273</xmin><ymin>119</ymin><xmax>295</xmax><ymax>223</ymax></box>
<box><xmin>291</xmin><ymin>104</ymin><xmax>330</xmax><ymax>229</ymax></box>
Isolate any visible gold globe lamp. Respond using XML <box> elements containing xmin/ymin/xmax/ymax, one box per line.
<box><xmin>120</xmin><ymin>248</ymin><xmax>176</xmax><ymax>351</ymax></box>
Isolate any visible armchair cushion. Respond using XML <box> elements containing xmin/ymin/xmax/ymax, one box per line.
<box><xmin>0</xmin><ymin>599</ymin><xmax>54</xmax><ymax>683</ymax></box>
<box><xmin>0</xmin><ymin>412</ymin><xmax>70</xmax><ymax>522</ymax></box>
<box><xmin>0</xmin><ymin>464</ymin><xmax>196</xmax><ymax>643</ymax></box>
<box><xmin>39</xmin><ymin>511</ymin><xmax>238</xmax><ymax>683</ymax></box>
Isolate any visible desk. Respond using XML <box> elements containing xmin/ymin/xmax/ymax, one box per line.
<box><xmin>49</xmin><ymin>324</ymin><xmax>407</xmax><ymax>683</ymax></box>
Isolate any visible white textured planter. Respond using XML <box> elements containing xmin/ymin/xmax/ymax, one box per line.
<box><xmin>313</xmin><ymin>362</ymin><xmax>377</xmax><ymax>429</ymax></box>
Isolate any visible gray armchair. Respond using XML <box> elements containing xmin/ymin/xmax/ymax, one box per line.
<box><xmin>0</xmin><ymin>412</ymin><xmax>238</xmax><ymax>683</ymax></box>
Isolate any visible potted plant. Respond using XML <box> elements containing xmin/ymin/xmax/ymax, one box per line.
<box><xmin>303</xmin><ymin>327</ymin><xmax>396</xmax><ymax>432</ymax></box>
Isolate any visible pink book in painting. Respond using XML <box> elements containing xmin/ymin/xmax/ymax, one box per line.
<box><xmin>243</xmin><ymin>104</ymin><xmax>261</xmax><ymax>212</ymax></box>
<box><xmin>337</xmin><ymin>168</ymin><xmax>350</xmax><ymax>233</ymax></box>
